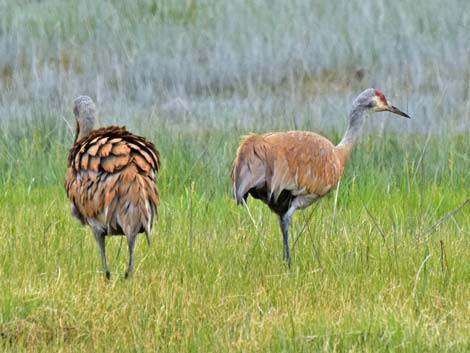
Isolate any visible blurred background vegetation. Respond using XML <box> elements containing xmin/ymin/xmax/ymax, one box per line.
<box><xmin>1</xmin><ymin>1</ymin><xmax>470</xmax><ymax>351</ymax></box>
<box><xmin>0</xmin><ymin>0</ymin><xmax>469</xmax><ymax>133</ymax></box>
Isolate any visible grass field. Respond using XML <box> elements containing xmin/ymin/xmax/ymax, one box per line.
<box><xmin>2</xmin><ymin>129</ymin><xmax>470</xmax><ymax>352</ymax></box>
<box><xmin>1</xmin><ymin>0</ymin><xmax>470</xmax><ymax>352</ymax></box>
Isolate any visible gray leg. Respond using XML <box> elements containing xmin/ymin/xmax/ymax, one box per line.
<box><xmin>279</xmin><ymin>214</ymin><xmax>291</xmax><ymax>269</ymax></box>
<box><xmin>125</xmin><ymin>234</ymin><xmax>137</xmax><ymax>279</ymax></box>
<box><xmin>279</xmin><ymin>207</ymin><xmax>296</xmax><ymax>269</ymax></box>
<box><xmin>93</xmin><ymin>229</ymin><xmax>110</xmax><ymax>279</ymax></box>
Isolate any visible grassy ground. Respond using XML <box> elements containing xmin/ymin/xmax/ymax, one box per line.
<box><xmin>1</xmin><ymin>127</ymin><xmax>470</xmax><ymax>352</ymax></box>
<box><xmin>1</xmin><ymin>0</ymin><xmax>470</xmax><ymax>351</ymax></box>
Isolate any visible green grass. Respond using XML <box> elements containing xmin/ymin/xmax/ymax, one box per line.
<box><xmin>1</xmin><ymin>0</ymin><xmax>470</xmax><ymax>350</ymax></box>
<box><xmin>1</xmin><ymin>127</ymin><xmax>469</xmax><ymax>352</ymax></box>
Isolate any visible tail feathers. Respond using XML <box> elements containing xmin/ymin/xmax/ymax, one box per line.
<box><xmin>144</xmin><ymin>230</ymin><xmax>151</xmax><ymax>246</ymax></box>
<box><xmin>115</xmin><ymin>201</ymin><xmax>154</xmax><ymax>241</ymax></box>
<box><xmin>142</xmin><ymin>201</ymin><xmax>155</xmax><ymax>246</ymax></box>
<box><xmin>232</xmin><ymin>134</ymin><xmax>273</xmax><ymax>204</ymax></box>
<box><xmin>107</xmin><ymin>167</ymin><xmax>158</xmax><ymax>241</ymax></box>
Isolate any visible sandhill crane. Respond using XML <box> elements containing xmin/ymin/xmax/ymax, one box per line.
<box><xmin>232</xmin><ymin>88</ymin><xmax>410</xmax><ymax>268</ymax></box>
<box><xmin>65</xmin><ymin>96</ymin><xmax>160</xmax><ymax>279</ymax></box>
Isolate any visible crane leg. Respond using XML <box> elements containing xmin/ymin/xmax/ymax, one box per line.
<box><xmin>125</xmin><ymin>233</ymin><xmax>137</xmax><ymax>279</ymax></box>
<box><xmin>279</xmin><ymin>207</ymin><xmax>296</xmax><ymax>269</ymax></box>
<box><xmin>93</xmin><ymin>229</ymin><xmax>110</xmax><ymax>280</ymax></box>
<box><xmin>279</xmin><ymin>214</ymin><xmax>292</xmax><ymax>269</ymax></box>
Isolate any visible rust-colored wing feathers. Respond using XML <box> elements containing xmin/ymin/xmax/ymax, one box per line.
<box><xmin>65</xmin><ymin>126</ymin><xmax>160</xmax><ymax>235</ymax></box>
<box><xmin>266</xmin><ymin>131</ymin><xmax>346</xmax><ymax>196</ymax></box>
<box><xmin>232</xmin><ymin>131</ymin><xmax>347</xmax><ymax>203</ymax></box>
<box><xmin>232</xmin><ymin>134</ymin><xmax>274</xmax><ymax>204</ymax></box>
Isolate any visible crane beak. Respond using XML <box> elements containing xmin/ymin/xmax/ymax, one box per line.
<box><xmin>386</xmin><ymin>105</ymin><xmax>411</xmax><ymax>119</ymax></box>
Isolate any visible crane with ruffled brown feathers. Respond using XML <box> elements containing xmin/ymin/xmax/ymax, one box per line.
<box><xmin>65</xmin><ymin>96</ymin><xmax>160</xmax><ymax>279</ymax></box>
<box><xmin>232</xmin><ymin>88</ymin><xmax>410</xmax><ymax>268</ymax></box>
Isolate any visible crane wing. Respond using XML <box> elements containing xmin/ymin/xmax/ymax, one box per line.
<box><xmin>65</xmin><ymin>126</ymin><xmax>160</xmax><ymax>234</ymax></box>
<box><xmin>265</xmin><ymin>131</ymin><xmax>346</xmax><ymax>198</ymax></box>
<box><xmin>231</xmin><ymin>134</ymin><xmax>275</xmax><ymax>204</ymax></box>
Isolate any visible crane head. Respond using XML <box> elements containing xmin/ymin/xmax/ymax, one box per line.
<box><xmin>73</xmin><ymin>95</ymin><xmax>98</xmax><ymax>142</ymax></box>
<box><xmin>371</xmin><ymin>89</ymin><xmax>411</xmax><ymax>118</ymax></box>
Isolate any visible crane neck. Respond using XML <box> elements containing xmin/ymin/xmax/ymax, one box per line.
<box><xmin>337</xmin><ymin>104</ymin><xmax>368</xmax><ymax>150</ymax></box>
<box><xmin>334</xmin><ymin>104</ymin><xmax>368</xmax><ymax>164</ymax></box>
<box><xmin>75</xmin><ymin>116</ymin><xmax>98</xmax><ymax>142</ymax></box>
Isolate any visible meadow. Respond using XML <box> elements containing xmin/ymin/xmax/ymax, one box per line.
<box><xmin>1</xmin><ymin>0</ymin><xmax>470</xmax><ymax>352</ymax></box>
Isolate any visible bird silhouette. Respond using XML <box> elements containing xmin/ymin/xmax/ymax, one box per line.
<box><xmin>232</xmin><ymin>89</ymin><xmax>410</xmax><ymax>268</ymax></box>
<box><xmin>65</xmin><ymin>96</ymin><xmax>160</xmax><ymax>279</ymax></box>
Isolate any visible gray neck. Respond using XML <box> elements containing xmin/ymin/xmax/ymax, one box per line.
<box><xmin>337</xmin><ymin>104</ymin><xmax>368</xmax><ymax>147</ymax></box>
<box><xmin>76</xmin><ymin>116</ymin><xmax>97</xmax><ymax>142</ymax></box>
